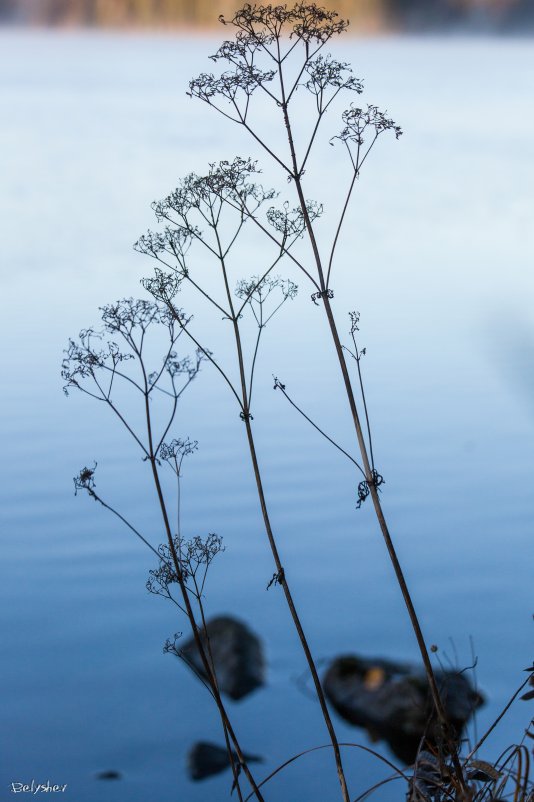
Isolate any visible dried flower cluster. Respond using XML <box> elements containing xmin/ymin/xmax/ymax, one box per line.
<box><xmin>147</xmin><ymin>533</ymin><xmax>225</xmax><ymax>600</ymax></box>
<box><xmin>338</xmin><ymin>104</ymin><xmax>402</xmax><ymax>144</ymax></box>
<box><xmin>220</xmin><ymin>3</ymin><xmax>349</xmax><ymax>45</ymax></box>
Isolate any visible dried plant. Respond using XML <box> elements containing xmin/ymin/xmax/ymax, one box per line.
<box><xmin>64</xmin><ymin>4</ymin><xmax>534</xmax><ymax>801</ymax></box>
<box><xmin>134</xmin><ymin>1</ymin><xmax>465</xmax><ymax>795</ymax></box>
<box><xmin>182</xmin><ymin>2</ymin><xmax>476</xmax><ymax>795</ymax></box>
<box><xmin>137</xmin><ymin>151</ymin><xmax>353</xmax><ymax>799</ymax></box>
<box><xmin>64</xmin><ymin>298</ymin><xmax>265</xmax><ymax>802</ymax></box>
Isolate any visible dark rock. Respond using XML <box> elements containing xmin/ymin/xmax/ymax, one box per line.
<box><xmin>323</xmin><ymin>654</ymin><xmax>484</xmax><ymax>763</ymax></box>
<box><xmin>187</xmin><ymin>741</ymin><xmax>262</xmax><ymax>781</ymax></box>
<box><xmin>180</xmin><ymin>616</ymin><xmax>265</xmax><ymax>700</ymax></box>
<box><xmin>95</xmin><ymin>770</ymin><xmax>122</xmax><ymax>780</ymax></box>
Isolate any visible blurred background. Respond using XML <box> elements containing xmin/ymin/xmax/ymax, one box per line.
<box><xmin>1</xmin><ymin>1</ymin><xmax>533</xmax><ymax>801</ymax></box>
<box><xmin>2</xmin><ymin>0</ymin><xmax>534</xmax><ymax>31</ymax></box>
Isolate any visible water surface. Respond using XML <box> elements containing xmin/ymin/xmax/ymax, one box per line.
<box><xmin>1</xmin><ymin>30</ymin><xmax>533</xmax><ymax>802</ymax></box>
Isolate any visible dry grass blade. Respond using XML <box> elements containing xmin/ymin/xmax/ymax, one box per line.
<box><xmin>243</xmin><ymin>741</ymin><xmax>408</xmax><ymax>802</ymax></box>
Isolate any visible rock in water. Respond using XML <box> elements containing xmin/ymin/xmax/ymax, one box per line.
<box><xmin>180</xmin><ymin>616</ymin><xmax>265</xmax><ymax>700</ymax></box>
<box><xmin>323</xmin><ymin>654</ymin><xmax>484</xmax><ymax>763</ymax></box>
<box><xmin>95</xmin><ymin>770</ymin><xmax>122</xmax><ymax>781</ymax></box>
<box><xmin>187</xmin><ymin>741</ymin><xmax>261</xmax><ymax>781</ymax></box>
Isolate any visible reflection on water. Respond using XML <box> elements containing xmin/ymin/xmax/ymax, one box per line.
<box><xmin>1</xmin><ymin>29</ymin><xmax>533</xmax><ymax>802</ymax></box>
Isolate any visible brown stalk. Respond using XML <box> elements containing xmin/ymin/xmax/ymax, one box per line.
<box><xmin>153</xmin><ymin>229</ymin><xmax>351</xmax><ymax>798</ymax></box>
<box><xmin>280</xmin><ymin>91</ymin><xmax>467</xmax><ymax>792</ymax></box>
<box><xmin>189</xmin><ymin>7</ymin><xmax>468</xmax><ymax>790</ymax></box>
<box><xmin>211</xmin><ymin>211</ymin><xmax>351</xmax><ymax>802</ymax></box>
<box><xmin>139</xmin><ymin>354</ymin><xmax>265</xmax><ymax>802</ymax></box>
<box><xmin>66</xmin><ymin>311</ymin><xmax>263</xmax><ymax>802</ymax></box>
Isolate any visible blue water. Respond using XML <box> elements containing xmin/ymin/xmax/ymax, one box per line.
<box><xmin>1</xmin><ymin>29</ymin><xmax>533</xmax><ymax>802</ymax></box>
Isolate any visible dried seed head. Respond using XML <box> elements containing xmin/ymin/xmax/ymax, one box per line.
<box><xmin>333</xmin><ymin>103</ymin><xmax>402</xmax><ymax>148</ymax></box>
<box><xmin>304</xmin><ymin>55</ymin><xmax>363</xmax><ymax>96</ymax></box>
<box><xmin>220</xmin><ymin>3</ymin><xmax>349</xmax><ymax>45</ymax></box>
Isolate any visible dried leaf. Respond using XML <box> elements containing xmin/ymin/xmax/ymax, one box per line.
<box><xmin>467</xmin><ymin>760</ymin><xmax>502</xmax><ymax>782</ymax></box>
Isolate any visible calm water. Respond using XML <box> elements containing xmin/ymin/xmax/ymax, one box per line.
<box><xmin>1</xmin><ymin>30</ymin><xmax>533</xmax><ymax>802</ymax></box>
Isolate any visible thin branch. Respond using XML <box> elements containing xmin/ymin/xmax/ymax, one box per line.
<box><xmin>86</xmin><ymin>487</ymin><xmax>162</xmax><ymax>562</ymax></box>
<box><xmin>464</xmin><ymin>674</ymin><xmax>533</xmax><ymax>763</ymax></box>
<box><xmin>99</xmin><ymin>362</ymin><xmax>145</xmax><ymax>395</ymax></box>
<box><xmin>170</xmin><ymin>309</ymin><xmax>244</xmax><ymax>412</ymax></box>
<box><xmin>248</xmin><ymin>308</ymin><xmax>263</xmax><ymax>408</ymax></box>
<box><xmin>155</xmin><ymin>388</ymin><xmax>179</xmax><ymax>457</ymax></box>
<box><xmin>274</xmin><ymin>380</ymin><xmax>365</xmax><ymax>477</ymax></box>
<box><xmin>96</xmin><ymin>381</ymin><xmax>149</xmax><ymax>457</ymax></box>
<box><xmin>235</xmin><ymin>253</ymin><xmax>284</xmax><ymax>319</ymax></box>
<box><xmin>243</xmin><ymin>742</ymin><xmax>407</xmax><ymax>802</ymax></box>
<box><xmin>146</xmin><ymin>333</ymin><xmax>182</xmax><ymax>397</ymax></box>
<box><xmin>236</xmin><ymin>198</ymin><xmax>320</xmax><ymax>289</ymax></box>
<box><xmin>223</xmin><ymin>216</ymin><xmax>246</xmax><ymax>259</ymax></box>
<box><xmin>346</xmin><ymin>330</ymin><xmax>375</xmax><ymax>471</ymax></box>
<box><xmin>326</xmin><ymin>161</ymin><xmax>359</xmax><ymax>288</ymax></box>
<box><xmin>299</xmin><ymin>108</ymin><xmax>326</xmax><ymax>175</ymax></box>
<box><xmin>263</xmin><ymin>295</ymin><xmax>290</xmax><ymax>327</ymax></box>
<box><xmin>239</xmin><ymin>114</ymin><xmax>293</xmax><ymax>175</ymax></box>
<box><xmin>351</xmin><ymin>775</ymin><xmax>403</xmax><ymax>802</ymax></box>
<box><xmin>182</xmin><ymin>269</ymin><xmax>231</xmax><ymax>319</ymax></box>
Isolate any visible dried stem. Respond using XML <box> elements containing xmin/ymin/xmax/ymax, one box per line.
<box><xmin>64</xmin><ymin>300</ymin><xmax>264</xmax><ymax>801</ymax></box>
<box><xmin>139</xmin><ymin>164</ymin><xmax>350</xmax><ymax>798</ymax></box>
<box><xmin>187</xmin><ymin>4</ymin><xmax>469</xmax><ymax>792</ymax></box>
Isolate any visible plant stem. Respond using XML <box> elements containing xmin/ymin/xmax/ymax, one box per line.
<box><xmin>210</xmin><ymin>218</ymin><xmax>351</xmax><ymax>802</ymax></box>
<box><xmin>142</xmin><ymin>381</ymin><xmax>264</xmax><ymax>801</ymax></box>
<box><xmin>276</xmin><ymin>72</ymin><xmax>467</xmax><ymax>789</ymax></box>
<box><xmin>299</xmin><ymin>177</ymin><xmax>468</xmax><ymax>795</ymax></box>
<box><xmin>195</xmin><ymin>576</ymin><xmax>245</xmax><ymax>802</ymax></box>
<box><xmin>243</xmin><ymin>414</ymin><xmax>351</xmax><ymax>802</ymax></box>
